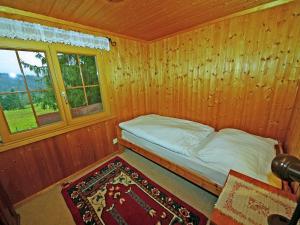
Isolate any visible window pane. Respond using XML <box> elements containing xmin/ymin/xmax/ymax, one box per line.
<box><xmin>0</xmin><ymin>48</ymin><xmax>62</xmax><ymax>135</ymax></box>
<box><xmin>18</xmin><ymin>51</ymin><xmax>50</xmax><ymax>90</ymax></box>
<box><xmin>70</xmin><ymin>87</ymin><xmax>103</xmax><ymax>118</ymax></box>
<box><xmin>67</xmin><ymin>88</ymin><xmax>86</xmax><ymax>108</ymax></box>
<box><xmin>79</xmin><ymin>55</ymin><xmax>99</xmax><ymax>85</ymax></box>
<box><xmin>1</xmin><ymin>93</ymin><xmax>38</xmax><ymax>133</ymax></box>
<box><xmin>86</xmin><ymin>86</ymin><xmax>102</xmax><ymax>105</ymax></box>
<box><xmin>31</xmin><ymin>91</ymin><xmax>61</xmax><ymax>126</ymax></box>
<box><xmin>0</xmin><ymin>50</ymin><xmax>26</xmax><ymax>92</ymax></box>
<box><xmin>57</xmin><ymin>53</ymin><xmax>82</xmax><ymax>87</ymax></box>
<box><xmin>71</xmin><ymin>103</ymin><xmax>103</xmax><ymax>118</ymax></box>
<box><xmin>58</xmin><ymin>52</ymin><xmax>104</xmax><ymax>119</ymax></box>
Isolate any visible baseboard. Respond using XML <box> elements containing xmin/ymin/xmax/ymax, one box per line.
<box><xmin>14</xmin><ymin>149</ymin><xmax>124</xmax><ymax>208</ymax></box>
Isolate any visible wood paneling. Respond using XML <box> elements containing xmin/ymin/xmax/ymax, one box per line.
<box><xmin>0</xmin><ymin>180</ymin><xmax>19</xmax><ymax>225</ymax></box>
<box><xmin>285</xmin><ymin>88</ymin><xmax>300</xmax><ymax>158</ymax></box>
<box><xmin>1</xmin><ymin>0</ymin><xmax>300</xmax><ymax>205</ymax></box>
<box><xmin>108</xmin><ymin>38</ymin><xmax>151</xmax><ymax>121</ymax></box>
<box><xmin>0</xmin><ymin>36</ymin><xmax>151</xmax><ymax>204</ymax></box>
<box><xmin>0</xmin><ymin>119</ymin><xmax>118</xmax><ymax>203</ymax></box>
<box><xmin>0</xmin><ymin>0</ymin><xmax>290</xmax><ymax>40</ymax></box>
<box><xmin>148</xmin><ymin>1</ymin><xmax>300</xmax><ymax>142</ymax></box>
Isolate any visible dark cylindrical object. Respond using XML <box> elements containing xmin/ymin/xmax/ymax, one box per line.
<box><xmin>289</xmin><ymin>201</ymin><xmax>300</xmax><ymax>225</ymax></box>
<box><xmin>268</xmin><ymin>154</ymin><xmax>300</xmax><ymax>225</ymax></box>
<box><xmin>271</xmin><ymin>154</ymin><xmax>300</xmax><ymax>182</ymax></box>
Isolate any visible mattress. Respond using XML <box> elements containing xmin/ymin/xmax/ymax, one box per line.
<box><xmin>122</xmin><ymin>130</ymin><xmax>228</xmax><ymax>186</ymax></box>
<box><xmin>122</xmin><ymin>129</ymin><xmax>282</xmax><ymax>189</ymax></box>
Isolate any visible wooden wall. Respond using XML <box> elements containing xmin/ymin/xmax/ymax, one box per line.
<box><xmin>2</xmin><ymin>1</ymin><xmax>300</xmax><ymax>204</ymax></box>
<box><xmin>108</xmin><ymin>38</ymin><xmax>151</xmax><ymax>121</ymax></box>
<box><xmin>148</xmin><ymin>1</ymin><xmax>300</xmax><ymax>142</ymax></box>
<box><xmin>285</xmin><ymin>88</ymin><xmax>300</xmax><ymax>158</ymax></box>
<box><xmin>0</xmin><ymin>119</ymin><xmax>116</xmax><ymax>203</ymax></box>
<box><xmin>0</xmin><ymin>37</ymin><xmax>150</xmax><ymax>204</ymax></box>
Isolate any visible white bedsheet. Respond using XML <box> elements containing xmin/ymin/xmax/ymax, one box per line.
<box><xmin>119</xmin><ymin>114</ymin><xmax>214</xmax><ymax>157</ymax></box>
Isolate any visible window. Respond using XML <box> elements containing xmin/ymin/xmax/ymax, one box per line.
<box><xmin>0</xmin><ymin>49</ymin><xmax>61</xmax><ymax>134</ymax></box>
<box><xmin>0</xmin><ymin>38</ymin><xmax>111</xmax><ymax>149</ymax></box>
<box><xmin>57</xmin><ymin>53</ymin><xmax>103</xmax><ymax>118</ymax></box>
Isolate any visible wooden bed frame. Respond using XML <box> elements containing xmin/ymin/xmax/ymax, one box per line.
<box><xmin>117</xmin><ymin>126</ymin><xmax>284</xmax><ymax>196</ymax></box>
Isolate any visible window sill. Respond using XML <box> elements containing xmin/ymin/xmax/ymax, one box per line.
<box><xmin>0</xmin><ymin>115</ymin><xmax>117</xmax><ymax>152</ymax></box>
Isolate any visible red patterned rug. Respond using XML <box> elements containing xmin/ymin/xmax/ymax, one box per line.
<box><xmin>62</xmin><ymin>156</ymin><xmax>208</xmax><ymax>225</ymax></box>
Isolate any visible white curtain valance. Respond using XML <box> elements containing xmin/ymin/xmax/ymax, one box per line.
<box><xmin>0</xmin><ymin>18</ymin><xmax>110</xmax><ymax>51</ymax></box>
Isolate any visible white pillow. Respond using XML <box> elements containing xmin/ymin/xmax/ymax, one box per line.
<box><xmin>196</xmin><ymin>128</ymin><xmax>277</xmax><ymax>178</ymax></box>
<box><xmin>218</xmin><ymin>128</ymin><xmax>278</xmax><ymax>147</ymax></box>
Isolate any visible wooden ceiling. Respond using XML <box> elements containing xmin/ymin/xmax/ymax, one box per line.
<box><xmin>0</xmin><ymin>0</ymin><xmax>283</xmax><ymax>40</ymax></box>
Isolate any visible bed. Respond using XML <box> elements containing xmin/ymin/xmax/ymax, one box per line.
<box><xmin>117</xmin><ymin>114</ymin><xmax>282</xmax><ymax>196</ymax></box>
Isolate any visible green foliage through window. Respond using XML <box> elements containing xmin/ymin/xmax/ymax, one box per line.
<box><xmin>57</xmin><ymin>52</ymin><xmax>103</xmax><ymax>118</ymax></box>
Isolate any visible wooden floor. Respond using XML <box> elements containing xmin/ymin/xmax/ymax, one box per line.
<box><xmin>15</xmin><ymin>149</ymin><xmax>217</xmax><ymax>225</ymax></box>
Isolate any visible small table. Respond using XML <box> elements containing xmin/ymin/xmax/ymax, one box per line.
<box><xmin>211</xmin><ymin>170</ymin><xmax>298</xmax><ymax>225</ymax></box>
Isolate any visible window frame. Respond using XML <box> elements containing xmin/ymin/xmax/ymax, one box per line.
<box><xmin>0</xmin><ymin>38</ymin><xmax>112</xmax><ymax>151</ymax></box>
<box><xmin>0</xmin><ymin>38</ymin><xmax>67</xmax><ymax>143</ymax></box>
<box><xmin>50</xmin><ymin>44</ymin><xmax>112</xmax><ymax>126</ymax></box>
